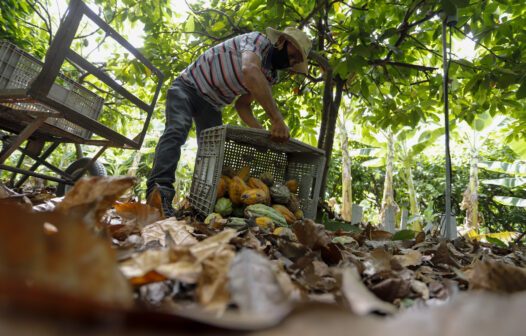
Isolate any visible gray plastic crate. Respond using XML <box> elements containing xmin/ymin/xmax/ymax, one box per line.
<box><xmin>0</xmin><ymin>41</ymin><xmax>104</xmax><ymax>139</ymax></box>
<box><xmin>189</xmin><ymin>125</ymin><xmax>326</xmax><ymax>220</ymax></box>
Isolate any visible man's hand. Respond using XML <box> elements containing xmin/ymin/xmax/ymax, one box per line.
<box><xmin>270</xmin><ymin>118</ymin><xmax>290</xmax><ymax>144</ymax></box>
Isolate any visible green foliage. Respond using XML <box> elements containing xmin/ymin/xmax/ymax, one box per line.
<box><xmin>2</xmin><ymin>0</ymin><xmax>526</xmax><ymax>233</ymax></box>
<box><xmin>392</xmin><ymin>230</ymin><xmax>416</xmax><ymax>241</ymax></box>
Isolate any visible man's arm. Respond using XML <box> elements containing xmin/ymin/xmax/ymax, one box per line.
<box><xmin>240</xmin><ymin>51</ymin><xmax>289</xmax><ymax>143</ymax></box>
<box><xmin>235</xmin><ymin>93</ymin><xmax>264</xmax><ymax>129</ymax></box>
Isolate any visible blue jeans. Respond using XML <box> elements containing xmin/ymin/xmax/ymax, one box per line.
<box><xmin>146</xmin><ymin>77</ymin><xmax>222</xmax><ymax>197</ymax></box>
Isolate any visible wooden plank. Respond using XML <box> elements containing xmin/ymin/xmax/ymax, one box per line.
<box><xmin>0</xmin><ymin>116</ymin><xmax>47</xmax><ymax>164</ymax></box>
<box><xmin>66</xmin><ymin>51</ymin><xmax>151</xmax><ymax>113</ymax></box>
<box><xmin>28</xmin><ymin>0</ymin><xmax>83</xmax><ymax>98</ymax></box>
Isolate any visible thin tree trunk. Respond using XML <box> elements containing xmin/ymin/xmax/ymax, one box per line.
<box><xmin>127</xmin><ymin>151</ymin><xmax>142</xmax><ymax>177</ymax></box>
<box><xmin>404</xmin><ymin>162</ymin><xmax>422</xmax><ymax>231</ymax></box>
<box><xmin>319</xmin><ymin>80</ymin><xmax>344</xmax><ymax>199</ymax></box>
<box><xmin>338</xmin><ymin>115</ymin><xmax>352</xmax><ymax>221</ymax></box>
<box><xmin>380</xmin><ymin>129</ymin><xmax>399</xmax><ymax>223</ymax></box>
<box><xmin>461</xmin><ymin>147</ymin><xmax>479</xmax><ymax>233</ymax></box>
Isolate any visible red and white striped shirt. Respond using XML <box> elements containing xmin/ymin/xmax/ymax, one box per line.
<box><xmin>180</xmin><ymin>32</ymin><xmax>278</xmax><ymax>109</ymax></box>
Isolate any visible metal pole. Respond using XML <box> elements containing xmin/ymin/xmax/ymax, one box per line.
<box><xmin>442</xmin><ymin>19</ymin><xmax>455</xmax><ymax>239</ymax></box>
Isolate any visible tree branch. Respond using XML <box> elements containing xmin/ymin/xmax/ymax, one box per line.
<box><xmin>298</xmin><ymin>0</ymin><xmax>332</xmax><ymax>29</ymax></box>
<box><xmin>369</xmin><ymin>60</ymin><xmax>437</xmax><ymax>72</ymax></box>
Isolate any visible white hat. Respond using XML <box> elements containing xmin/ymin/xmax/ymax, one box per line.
<box><xmin>266</xmin><ymin>27</ymin><xmax>312</xmax><ymax>74</ymax></box>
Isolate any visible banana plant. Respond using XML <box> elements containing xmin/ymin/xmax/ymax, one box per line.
<box><xmin>351</xmin><ymin>123</ymin><xmax>443</xmax><ymax>231</ymax></box>
<box><xmin>479</xmin><ymin>160</ymin><xmax>526</xmax><ymax>208</ymax></box>
<box><xmin>457</xmin><ymin>112</ymin><xmax>508</xmax><ymax>233</ymax></box>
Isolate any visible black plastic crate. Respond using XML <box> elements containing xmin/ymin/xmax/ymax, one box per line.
<box><xmin>189</xmin><ymin>125</ymin><xmax>326</xmax><ymax>220</ymax></box>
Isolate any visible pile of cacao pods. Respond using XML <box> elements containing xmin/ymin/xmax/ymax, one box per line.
<box><xmin>210</xmin><ymin>165</ymin><xmax>304</xmax><ymax>232</ymax></box>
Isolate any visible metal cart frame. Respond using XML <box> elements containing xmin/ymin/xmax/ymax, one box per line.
<box><xmin>0</xmin><ymin>0</ymin><xmax>164</xmax><ymax>190</ymax></box>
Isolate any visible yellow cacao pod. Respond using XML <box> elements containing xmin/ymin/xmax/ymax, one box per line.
<box><xmin>255</xmin><ymin>216</ymin><xmax>275</xmax><ymax>231</ymax></box>
<box><xmin>285</xmin><ymin>179</ymin><xmax>298</xmax><ymax>193</ymax></box>
<box><xmin>248</xmin><ymin>178</ymin><xmax>270</xmax><ymax>204</ymax></box>
<box><xmin>221</xmin><ymin>166</ymin><xmax>236</xmax><ymax>178</ymax></box>
<box><xmin>237</xmin><ymin>166</ymin><xmax>251</xmax><ymax>182</ymax></box>
<box><xmin>217</xmin><ymin>176</ymin><xmax>230</xmax><ymax>198</ymax></box>
<box><xmin>272</xmin><ymin>204</ymin><xmax>296</xmax><ymax>225</ymax></box>
<box><xmin>229</xmin><ymin>176</ymin><xmax>248</xmax><ymax>206</ymax></box>
<box><xmin>294</xmin><ymin>209</ymin><xmax>304</xmax><ymax>220</ymax></box>
<box><xmin>241</xmin><ymin>188</ymin><xmax>267</xmax><ymax>205</ymax></box>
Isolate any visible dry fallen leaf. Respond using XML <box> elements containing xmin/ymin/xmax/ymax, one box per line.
<box><xmin>393</xmin><ymin>250</ymin><xmax>422</xmax><ymax>267</ymax></box>
<box><xmin>119</xmin><ymin>249</ymin><xmax>171</xmax><ymax>279</ymax></box>
<box><xmin>56</xmin><ymin>176</ymin><xmax>135</xmax><ymax>229</ymax></box>
<box><xmin>469</xmin><ymin>260</ymin><xmax>526</xmax><ymax>293</ymax></box>
<box><xmin>114</xmin><ymin>201</ymin><xmax>162</xmax><ymax>230</ymax></box>
<box><xmin>0</xmin><ymin>200</ymin><xmax>133</xmax><ymax>307</ymax></box>
<box><xmin>141</xmin><ymin>218</ymin><xmax>197</xmax><ymax>247</ymax></box>
<box><xmin>189</xmin><ymin>229</ymin><xmax>238</xmax><ymax>263</ymax></box>
<box><xmin>146</xmin><ymin>184</ymin><xmax>165</xmax><ymax>218</ymax></box>
<box><xmin>292</xmin><ymin>219</ymin><xmax>331</xmax><ymax>250</ymax></box>
<box><xmin>228</xmin><ymin>249</ymin><xmax>290</xmax><ymax>316</ymax></box>
<box><xmin>196</xmin><ymin>245</ymin><xmax>236</xmax><ymax>313</ymax></box>
<box><xmin>339</xmin><ymin>267</ymin><xmax>397</xmax><ymax>315</ymax></box>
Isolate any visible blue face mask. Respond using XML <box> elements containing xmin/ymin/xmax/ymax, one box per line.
<box><xmin>269</xmin><ymin>41</ymin><xmax>290</xmax><ymax>70</ymax></box>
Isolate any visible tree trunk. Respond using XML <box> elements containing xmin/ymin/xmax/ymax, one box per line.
<box><xmin>319</xmin><ymin>80</ymin><xmax>344</xmax><ymax>199</ymax></box>
<box><xmin>127</xmin><ymin>151</ymin><xmax>142</xmax><ymax>177</ymax></box>
<box><xmin>461</xmin><ymin>148</ymin><xmax>479</xmax><ymax>233</ymax></box>
<box><xmin>337</xmin><ymin>115</ymin><xmax>352</xmax><ymax>221</ymax></box>
<box><xmin>380</xmin><ymin>130</ymin><xmax>399</xmax><ymax>223</ymax></box>
<box><xmin>404</xmin><ymin>162</ymin><xmax>422</xmax><ymax>231</ymax></box>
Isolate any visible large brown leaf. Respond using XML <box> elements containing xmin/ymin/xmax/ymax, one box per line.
<box><xmin>291</xmin><ymin>219</ymin><xmax>331</xmax><ymax>250</ymax></box>
<box><xmin>469</xmin><ymin>260</ymin><xmax>526</xmax><ymax>293</ymax></box>
<box><xmin>0</xmin><ymin>200</ymin><xmax>133</xmax><ymax>307</ymax></box>
<box><xmin>56</xmin><ymin>176</ymin><xmax>135</xmax><ymax>228</ymax></box>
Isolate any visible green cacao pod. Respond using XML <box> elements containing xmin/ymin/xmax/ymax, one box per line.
<box><xmin>244</xmin><ymin>204</ymin><xmax>287</xmax><ymax>227</ymax></box>
<box><xmin>269</xmin><ymin>184</ymin><xmax>291</xmax><ymax>204</ymax></box>
<box><xmin>214</xmin><ymin>197</ymin><xmax>233</xmax><ymax>216</ymax></box>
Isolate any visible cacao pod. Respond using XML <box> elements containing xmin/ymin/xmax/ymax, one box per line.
<box><xmin>227</xmin><ymin>217</ymin><xmax>246</xmax><ymax>228</ymax></box>
<box><xmin>229</xmin><ymin>176</ymin><xmax>249</xmax><ymax>206</ymax></box>
<box><xmin>260</xmin><ymin>172</ymin><xmax>274</xmax><ymax>187</ymax></box>
<box><xmin>285</xmin><ymin>179</ymin><xmax>298</xmax><ymax>193</ymax></box>
<box><xmin>248</xmin><ymin>177</ymin><xmax>270</xmax><ymax>204</ymax></box>
<box><xmin>241</xmin><ymin>188</ymin><xmax>267</xmax><ymax>205</ymax></box>
<box><xmin>244</xmin><ymin>204</ymin><xmax>287</xmax><ymax>227</ymax></box>
<box><xmin>270</xmin><ymin>184</ymin><xmax>291</xmax><ymax>204</ymax></box>
<box><xmin>204</xmin><ymin>213</ymin><xmax>222</xmax><ymax>225</ymax></box>
<box><xmin>287</xmin><ymin>194</ymin><xmax>300</xmax><ymax>212</ymax></box>
<box><xmin>217</xmin><ymin>176</ymin><xmax>230</xmax><ymax>198</ymax></box>
<box><xmin>237</xmin><ymin>166</ymin><xmax>251</xmax><ymax>182</ymax></box>
<box><xmin>294</xmin><ymin>209</ymin><xmax>304</xmax><ymax>220</ymax></box>
<box><xmin>222</xmin><ymin>166</ymin><xmax>236</xmax><ymax>178</ymax></box>
<box><xmin>214</xmin><ymin>197</ymin><xmax>233</xmax><ymax>216</ymax></box>
<box><xmin>272</xmin><ymin>204</ymin><xmax>296</xmax><ymax>225</ymax></box>
<box><xmin>255</xmin><ymin>216</ymin><xmax>275</xmax><ymax>231</ymax></box>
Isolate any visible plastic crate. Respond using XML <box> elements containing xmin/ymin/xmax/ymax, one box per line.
<box><xmin>189</xmin><ymin>125</ymin><xmax>326</xmax><ymax>220</ymax></box>
<box><xmin>0</xmin><ymin>41</ymin><xmax>104</xmax><ymax>139</ymax></box>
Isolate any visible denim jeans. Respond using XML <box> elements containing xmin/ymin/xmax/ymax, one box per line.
<box><xmin>146</xmin><ymin>77</ymin><xmax>222</xmax><ymax>197</ymax></box>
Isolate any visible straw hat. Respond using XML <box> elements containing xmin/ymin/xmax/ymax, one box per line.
<box><xmin>266</xmin><ymin>27</ymin><xmax>312</xmax><ymax>74</ymax></box>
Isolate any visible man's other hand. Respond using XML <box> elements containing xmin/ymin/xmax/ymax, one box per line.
<box><xmin>270</xmin><ymin>119</ymin><xmax>290</xmax><ymax>144</ymax></box>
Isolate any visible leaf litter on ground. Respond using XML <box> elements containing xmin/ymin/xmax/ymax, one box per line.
<box><xmin>1</xmin><ymin>176</ymin><xmax>526</xmax><ymax>335</ymax></box>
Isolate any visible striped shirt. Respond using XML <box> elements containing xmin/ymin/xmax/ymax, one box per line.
<box><xmin>180</xmin><ymin>32</ymin><xmax>278</xmax><ymax>109</ymax></box>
